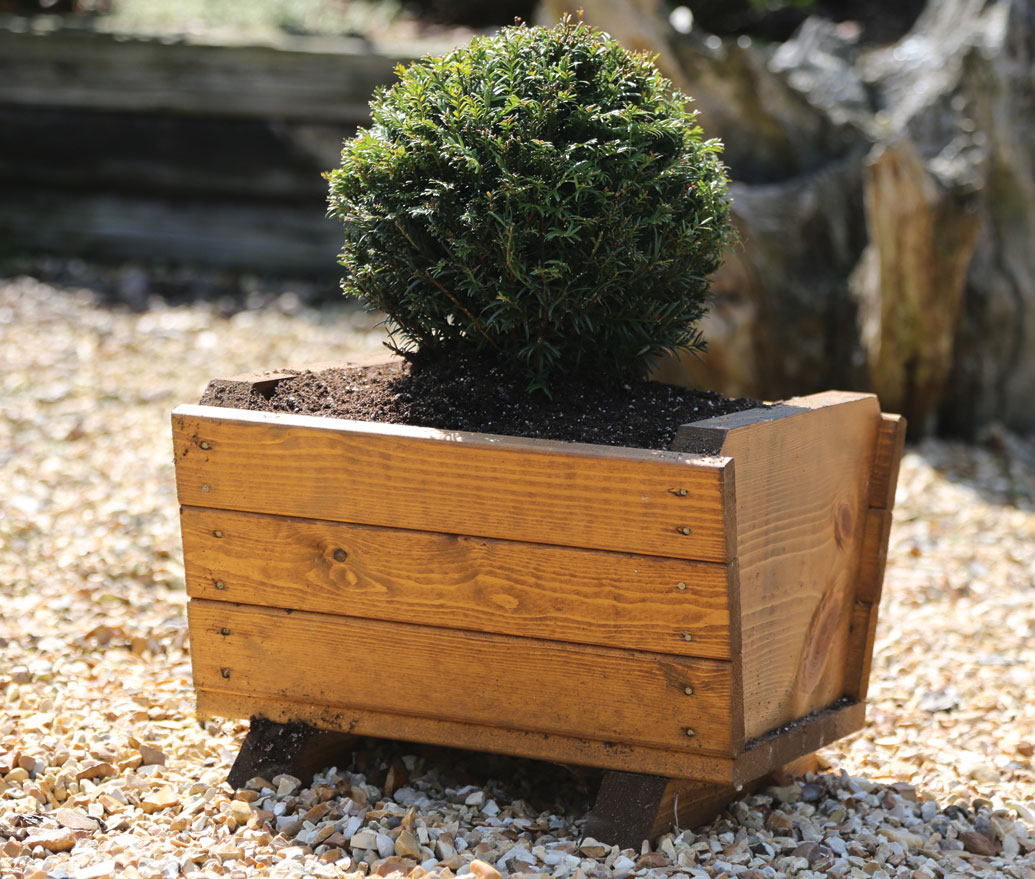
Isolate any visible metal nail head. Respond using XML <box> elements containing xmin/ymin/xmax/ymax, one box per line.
<box><xmin>684</xmin><ymin>728</ymin><xmax>696</xmax><ymax>738</ymax></box>
<box><xmin>201</xmin><ymin>484</ymin><xmax>210</xmax><ymax>493</ymax></box>
<box><xmin>682</xmin><ymin>632</ymin><xmax>694</xmax><ymax>641</ymax></box>
<box><xmin>677</xmin><ymin>527</ymin><xmax>692</xmax><ymax>536</ymax></box>
<box><xmin>676</xmin><ymin>582</ymin><xmax>687</xmax><ymax>590</ymax></box>
<box><xmin>214</xmin><ymin>581</ymin><xmax>226</xmax><ymax>590</ymax></box>
<box><xmin>212</xmin><ymin>530</ymin><xmax>223</xmax><ymax>538</ymax></box>
<box><xmin>684</xmin><ymin>686</ymin><xmax>694</xmax><ymax>696</ymax></box>
<box><xmin>669</xmin><ymin>488</ymin><xmax>688</xmax><ymax>497</ymax></box>
<box><xmin>200</xmin><ymin>441</ymin><xmax>211</xmax><ymax>450</ymax></box>
<box><xmin>333</xmin><ymin>548</ymin><xmax>348</xmax><ymax>563</ymax></box>
<box><xmin>220</xmin><ymin>667</ymin><xmax>231</xmax><ymax>679</ymax></box>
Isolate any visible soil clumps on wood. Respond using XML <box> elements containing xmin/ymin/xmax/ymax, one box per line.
<box><xmin>199</xmin><ymin>354</ymin><xmax>761</xmax><ymax>452</ymax></box>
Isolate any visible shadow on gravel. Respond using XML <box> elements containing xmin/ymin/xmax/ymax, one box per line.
<box><xmin>911</xmin><ymin>429</ymin><xmax>1035</xmax><ymax>511</ymax></box>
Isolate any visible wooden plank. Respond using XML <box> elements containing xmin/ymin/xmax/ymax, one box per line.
<box><xmin>0</xmin><ymin>24</ymin><xmax>422</xmax><ymax>123</ymax></box>
<box><xmin>583</xmin><ymin>753</ymin><xmax>830</xmax><ymax>846</ymax></box>
<box><xmin>0</xmin><ymin>184</ymin><xmax>340</xmax><ymax>274</ymax></box>
<box><xmin>855</xmin><ymin>507</ymin><xmax>893</xmax><ymax>605</ymax></box>
<box><xmin>188</xmin><ymin>600</ymin><xmax>735</xmax><ymax>755</ymax></box>
<box><xmin>732</xmin><ymin>699</ymin><xmax>865</xmax><ymax>786</ymax></box>
<box><xmin>676</xmin><ymin>392</ymin><xmax>881</xmax><ymax>739</ymax></box>
<box><xmin>172</xmin><ymin>406</ymin><xmax>733</xmax><ymax>562</ymax></box>
<box><xmin>844</xmin><ymin>602</ymin><xmax>880</xmax><ymax>701</ymax></box>
<box><xmin>845</xmin><ymin>410</ymin><xmax>905</xmax><ymax>701</ymax></box>
<box><xmin>226</xmin><ymin>718</ymin><xmax>357</xmax><ymax>790</ymax></box>
<box><xmin>0</xmin><ymin>106</ymin><xmax>345</xmax><ymax>201</ymax></box>
<box><xmin>868</xmin><ymin>414</ymin><xmax>907</xmax><ymax>510</ymax></box>
<box><xmin>194</xmin><ymin>690</ymin><xmax>740</xmax><ymax>783</ymax></box>
<box><xmin>181</xmin><ymin>507</ymin><xmax>735</xmax><ymax>660</ymax></box>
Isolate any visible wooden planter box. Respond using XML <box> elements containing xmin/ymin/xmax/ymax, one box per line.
<box><xmin>171</xmin><ymin>367</ymin><xmax>904</xmax><ymax>844</ymax></box>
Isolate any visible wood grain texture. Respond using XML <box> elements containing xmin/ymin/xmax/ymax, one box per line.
<box><xmin>0</xmin><ymin>25</ymin><xmax>415</xmax><ymax>123</ymax></box>
<box><xmin>189</xmin><ymin>600</ymin><xmax>735</xmax><ymax>755</ymax></box>
<box><xmin>181</xmin><ymin>507</ymin><xmax>734</xmax><ymax>660</ymax></box>
<box><xmin>172</xmin><ymin>406</ymin><xmax>733</xmax><ymax>561</ymax></box>
<box><xmin>845</xmin><ymin>410</ymin><xmax>906</xmax><ymax>701</ymax></box>
<box><xmin>845</xmin><ymin>603</ymin><xmax>880</xmax><ymax>702</ymax></box>
<box><xmin>585</xmin><ymin>751</ymin><xmax>830</xmax><ymax>846</ymax></box>
<box><xmin>677</xmin><ymin>392</ymin><xmax>881</xmax><ymax>739</ymax></box>
<box><xmin>868</xmin><ymin>414</ymin><xmax>907</xmax><ymax>510</ymax></box>
<box><xmin>732</xmin><ymin>699</ymin><xmax>865</xmax><ymax>786</ymax></box>
<box><xmin>194</xmin><ymin>689</ymin><xmax>741</xmax><ymax>782</ymax></box>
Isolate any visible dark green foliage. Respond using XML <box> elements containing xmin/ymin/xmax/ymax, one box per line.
<box><xmin>327</xmin><ymin>17</ymin><xmax>734</xmax><ymax>392</ymax></box>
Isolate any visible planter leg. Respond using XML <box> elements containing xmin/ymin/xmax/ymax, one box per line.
<box><xmin>226</xmin><ymin>716</ymin><xmax>357</xmax><ymax>790</ymax></box>
<box><xmin>585</xmin><ymin>755</ymin><xmax>824</xmax><ymax>848</ymax></box>
<box><xmin>584</xmin><ymin>772</ymin><xmax>741</xmax><ymax>849</ymax></box>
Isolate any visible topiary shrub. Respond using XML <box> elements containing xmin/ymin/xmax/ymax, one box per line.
<box><xmin>327</xmin><ymin>16</ymin><xmax>734</xmax><ymax>393</ymax></box>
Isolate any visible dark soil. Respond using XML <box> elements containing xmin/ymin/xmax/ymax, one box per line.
<box><xmin>200</xmin><ymin>354</ymin><xmax>762</xmax><ymax>452</ymax></box>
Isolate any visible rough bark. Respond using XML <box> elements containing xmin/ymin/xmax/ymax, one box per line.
<box><xmin>548</xmin><ymin>0</ymin><xmax>1035</xmax><ymax>436</ymax></box>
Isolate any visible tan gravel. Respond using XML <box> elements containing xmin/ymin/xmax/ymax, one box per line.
<box><xmin>1</xmin><ymin>270</ymin><xmax>1034</xmax><ymax>879</ymax></box>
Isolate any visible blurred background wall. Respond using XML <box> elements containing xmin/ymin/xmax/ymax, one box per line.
<box><xmin>1</xmin><ymin>0</ymin><xmax>1032</xmax><ymax>437</ymax></box>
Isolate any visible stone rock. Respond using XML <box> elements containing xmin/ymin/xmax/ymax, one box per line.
<box><xmin>228</xmin><ymin>799</ymin><xmax>252</xmax><ymax>822</ymax></box>
<box><xmin>469</xmin><ymin>859</ymin><xmax>502</xmax><ymax>879</ymax></box>
<box><xmin>76</xmin><ymin>762</ymin><xmax>117</xmax><ymax>782</ymax></box>
<box><xmin>55</xmin><ymin>807</ymin><xmax>102</xmax><ymax>831</ymax></box>
<box><xmin>376</xmin><ymin>831</ymin><xmax>396</xmax><ymax>858</ymax></box>
<box><xmin>958</xmin><ymin>830</ymin><xmax>999</xmax><ymax>856</ymax></box>
<box><xmin>139</xmin><ymin>744</ymin><xmax>167</xmax><ymax>766</ymax></box>
<box><xmin>395</xmin><ymin>829</ymin><xmax>422</xmax><ymax>859</ymax></box>
<box><xmin>140</xmin><ymin>786</ymin><xmax>179</xmax><ymax>813</ymax></box>
<box><xmin>24</xmin><ymin>828</ymin><xmax>77</xmax><ymax>852</ymax></box>
<box><xmin>351</xmin><ymin>829</ymin><xmax>378</xmax><ymax>850</ymax></box>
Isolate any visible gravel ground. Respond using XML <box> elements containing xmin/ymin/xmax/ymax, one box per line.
<box><xmin>1</xmin><ymin>269</ymin><xmax>1033</xmax><ymax>879</ymax></box>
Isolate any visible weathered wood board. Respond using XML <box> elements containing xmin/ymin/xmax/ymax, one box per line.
<box><xmin>0</xmin><ymin>20</ymin><xmax>446</xmax><ymax>271</ymax></box>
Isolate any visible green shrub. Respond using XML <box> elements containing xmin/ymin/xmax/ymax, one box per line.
<box><xmin>327</xmin><ymin>16</ymin><xmax>734</xmax><ymax>392</ymax></box>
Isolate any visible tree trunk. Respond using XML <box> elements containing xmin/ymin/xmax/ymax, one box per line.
<box><xmin>547</xmin><ymin>0</ymin><xmax>1035</xmax><ymax>436</ymax></box>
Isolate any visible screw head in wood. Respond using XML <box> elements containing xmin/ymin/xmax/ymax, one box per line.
<box><xmin>676</xmin><ymin>527</ymin><xmax>692</xmax><ymax>536</ymax></box>
<box><xmin>220</xmin><ymin>627</ymin><xmax>230</xmax><ymax>636</ymax></box>
<box><xmin>684</xmin><ymin>728</ymin><xmax>696</xmax><ymax>738</ymax></box>
<box><xmin>681</xmin><ymin>632</ymin><xmax>694</xmax><ymax>641</ymax></box>
<box><xmin>220</xmin><ymin>667</ymin><xmax>231</xmax><ymax>679</ymax></box>
<box><xmin>676</xmin><ymin>582</ymin><xmax>687</xmax><ymax>590</ymax></box>
<box><xmin>214</xmin><ymin>580</ymin><xmax>226</xmax><ymax>590</ymax></box>
<box><xmin>668</xmin><ymin>488</ymin><xmax>689</xmax><ymax>497</ymax></box>
<box><xmin>200</xmin><ymin>441</ymin><xmax>211</xmax><ymax>450</ymax></box>
<box><xmin>333</xmin><ymin>548</ymin><xmax>348</xmax><ymax>563</ymax></box>
<box><xmin>212</xmin><ymin>530</ymin><xmax>223</xmax><ymax>538</ymax></box>
<box><xmin>201</xmin><ymin>484</ymin><xmax>210</xmax><ymax>493</ymax></box>
<box><xmin>684</xmin><ymin>686</ymin><xmax>694</xmax><ymax>696</ymax></box>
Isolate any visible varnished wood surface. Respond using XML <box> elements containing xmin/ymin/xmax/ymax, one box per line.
<box><xmin>845</xmin><ymin>412</ymin><xmax>906</xmax><ymax>701</ymax></box>
<box><xmin>182</xmin><ymin>506</ymin><xmax>734</xmax><ymax>660</ymax></box>
<box><xmin>732</xmin><ymin>699</ymin><xmax>865</xmax><ymax>786</ymax></box>
<box><xmin>189</xmin><ymin>600</ymin><xmax>735</xmax><ymax>755</ymax></box>
<box><xmin>195</xmin><ymin>689</ymin><xmax>742</xmax><ymax>782</ymax></box>
<box><xmin>172</xmin><ymin>405</ymin><xmax>733</xmax><ymax>561</ymax></box>
<box><xmin>678</xmin><ymin>391</ymin><xmax>882</xmax><ymax>739</ymax></box>
<box><xmin>867</xmin><ymin>414</ymin><xmax>907</xmax><ymax>510</ymax></box>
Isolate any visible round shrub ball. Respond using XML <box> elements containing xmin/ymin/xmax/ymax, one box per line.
<box><xmin>327</xmin><ymin>17</ymin><xmax>734</xmax><ymax>392</ymax></box>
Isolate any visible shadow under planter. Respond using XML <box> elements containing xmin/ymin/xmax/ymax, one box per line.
<box><xmin>173</xmin><ymin>363</ymin><xmax>905</xmax><ymax>846</ymax></box>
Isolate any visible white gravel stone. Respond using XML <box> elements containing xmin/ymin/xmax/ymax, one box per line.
<box><xmin>1</xmin><ymin>267</ymin><xmax>1034</xmax><ymax>879</ymax></box>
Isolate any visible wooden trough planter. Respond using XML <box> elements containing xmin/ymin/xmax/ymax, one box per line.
<box><xmin>171</xmin><ymin>367</ymin><xmax>905</xmax><ymax>847</ymax></box>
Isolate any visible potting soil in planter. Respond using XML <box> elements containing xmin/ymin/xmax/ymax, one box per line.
<box><xmin>199</xmin><ymin>355</ymin><xmax>761</xmax><ymax>451</ymax></box>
